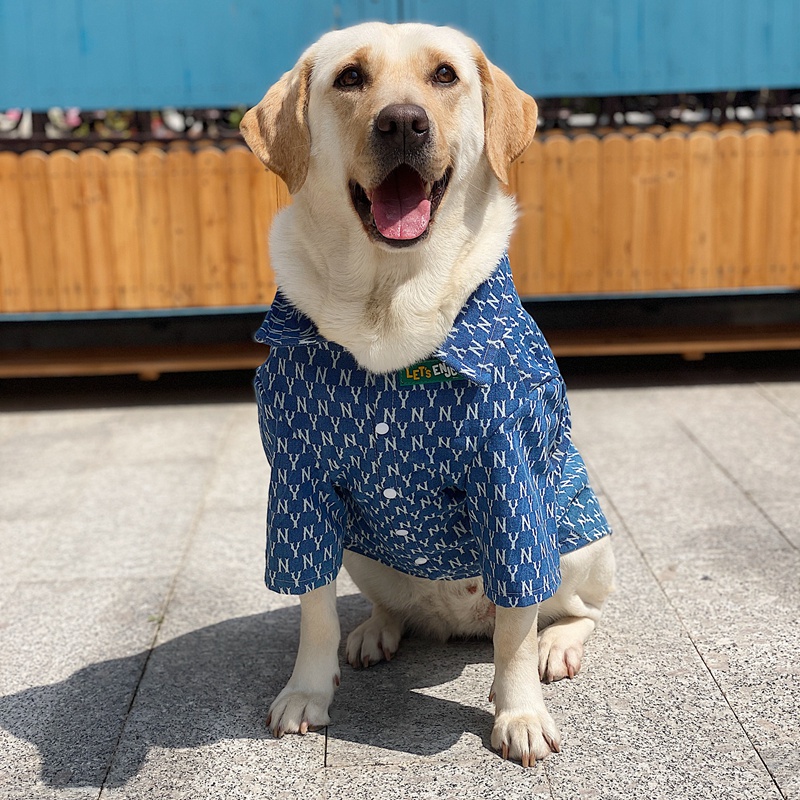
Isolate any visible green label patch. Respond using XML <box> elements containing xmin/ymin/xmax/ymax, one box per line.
<box><xmin>398</xmin><ymin>359</ymin><xmax>464</xmax><ymax>386</ymax></box>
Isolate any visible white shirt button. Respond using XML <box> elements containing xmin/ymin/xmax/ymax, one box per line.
<box><xmin>375</xmin><ymin>422</ymin><xmax>390</xmax><ymax>435</ymax></box>
<box><xmin>383</xmin><ymin>488</ymin><xmax>398</xmax><ymax>499</ymax></box>
<box><xmin>414</xmin><ymin>556</ymin><xmax>429</xmax><ymax>566</ymax></box>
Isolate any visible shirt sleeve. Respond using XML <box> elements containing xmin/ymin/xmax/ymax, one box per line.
<box><xmin>465</xmin><ymin>379</ymin><xmax>568</xmax><ymax>607</ymax></box>
<box><xmin>256</xmin><ymin>363</ymin><xmax>347</xmax><ymax>595</ymax></box>
<box><xmin>556</xmin><ymin>441</ymin><xmax>613</xmax><ymax>553</ymax></box>
<box><xmin>264</xmin><ymin>461</ymin><xmax>348</xmax><ymax>595</ymax></box>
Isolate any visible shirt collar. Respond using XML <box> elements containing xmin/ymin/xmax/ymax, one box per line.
<box><xmin>253</xmin><ymin>291</ymin><xmax>320</xmax><ymax>346</ymax></box>
<box><xmin>255</xmin><ymin>254</ymin><xmax>513</xmax><ymax>385</ymax></box>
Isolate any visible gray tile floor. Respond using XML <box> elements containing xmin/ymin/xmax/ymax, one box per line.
<box><xmin>1</xmin><ymin>366</ymin><xmax>798</xmax><ymax>799</ymax></box>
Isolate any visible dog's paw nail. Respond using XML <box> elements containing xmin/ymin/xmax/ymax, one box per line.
<box><xmin>383</xmin><ymin>647</ymin><xmax>393</xmax><ymax>661</ymax></box>
<box><xmin>362</xmin><ymin>657</ymin><xmax>370</xmax><ymax>668</ymax></box>
<box><xmin>488</xmin><ymin>690</ymin><xmax>496</xmax><ymax>703</ymax></box>
<box><xmin>299</xmin><ymin>720</ymin><xmax>309</xmax><ymax>735</ymax></box>
<box><xmin>265</xmin><ymin>713</ymin><xmax>272</xmax><ymax>727</ymax></box>
<box><xmin>543</xmin><ymin>731</ymin><xmax>560</xmax><ymax>753</ymax></box>
<box><xmin>334</xmin><ymin>673</ymin><xmax>341</xmax><ymax>687</ymax></box>
<box><xmin>501</xmin><ymin>743</ymin><xmax>509</xmax><ymax>760</ymax></box>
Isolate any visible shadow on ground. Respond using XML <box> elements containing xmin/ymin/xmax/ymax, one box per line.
<box><xmin>0</xmin><ymin>594</ymin><xmax>495</xmax><ymax>789</ymax></box>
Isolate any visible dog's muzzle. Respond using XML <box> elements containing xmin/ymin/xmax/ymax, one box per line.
<box><xmin>349</xmin><ymin>103</ymin><xmax>452</xmax><ymax>248</ymax></box>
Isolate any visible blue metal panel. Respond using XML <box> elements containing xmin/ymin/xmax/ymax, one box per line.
<box><xmin>1</xmin><ymin>0</ymin><xmax>800</xmax><ymax>110</ymax></box>
<box><xmin>0</xmin><ymin>0</ymin><xmax>398</xmax><ymax>110</ymax></box>
<box><xmin>404</xmin><ymin>0</ymin><xmax>800</xmax><ymax>96</ymax></box>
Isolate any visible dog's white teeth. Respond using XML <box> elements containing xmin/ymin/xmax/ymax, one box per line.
<box><xmin>425</xmin><ymin>182</ymin><xmax>433</xmax><ymax>196</ymax></box>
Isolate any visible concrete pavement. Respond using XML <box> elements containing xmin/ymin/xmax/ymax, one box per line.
<box><xmin>1</xmin><ymin>366</ymin><xmax>798</xmax><ymax>799</ymax></box>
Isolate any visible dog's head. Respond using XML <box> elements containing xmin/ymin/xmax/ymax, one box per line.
<box><xmin>241</xmin><ymin>22</ymin><xmax>537</xmax><ymax>250</ymax></box>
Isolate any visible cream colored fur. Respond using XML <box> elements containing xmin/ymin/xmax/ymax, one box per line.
<box><xmin>242</xmin><ymin>21</ymin><xmax>615</xmax><ymax>766</ymax></box>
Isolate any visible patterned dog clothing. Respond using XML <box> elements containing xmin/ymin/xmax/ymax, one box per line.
<box><xmin>254</xmin><ymin>254</ymin><xmax>611</xmax><ymax>607</ymax></box>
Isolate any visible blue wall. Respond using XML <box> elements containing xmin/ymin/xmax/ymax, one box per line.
<box><xmin>2</xmin><ymin>0</ymin><xmax>800</xmax><ymax>110</ymax></box>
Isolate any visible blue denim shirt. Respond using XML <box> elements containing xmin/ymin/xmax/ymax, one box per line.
<box><xmin>254</xmin><ymin>254</ymin><xmax>611</xmax><ymax>607</ymax></box>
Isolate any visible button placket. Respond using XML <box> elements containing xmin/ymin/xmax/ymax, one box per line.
<box><xmin>372</xmin><ymin>375</ymin><xmax>402</xmax><ymax>506</ymax></box>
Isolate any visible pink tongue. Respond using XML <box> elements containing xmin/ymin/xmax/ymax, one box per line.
<box><xmin>370</xmin><ymin>165</ymin><xmax>431</xmax><ymax>240</ymax></box>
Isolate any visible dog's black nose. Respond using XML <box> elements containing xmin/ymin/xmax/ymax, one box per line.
<box><xmin>375</xmin><ymin>104</ymin><xmax>430</xmax><ymax>150</ymax></box>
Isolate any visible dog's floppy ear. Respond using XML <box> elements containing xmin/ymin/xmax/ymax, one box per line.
<box><xmin>474</xmin><ymin>50</ymin><xmax>538</xmax><ymax>184</ymax></box>
<box><xmin>240</xmin><ymin>57</ymin><xmax>313</xmax><ymax>194</ymax></box>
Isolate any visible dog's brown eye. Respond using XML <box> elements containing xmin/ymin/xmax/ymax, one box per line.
<box><xmin>335</xmin><ymin>67</ymin><xmax>364</xmax><ymax>89</ymax></box>
<box><xmin>434</xmin><ymin>64</ymin><xmax>458</xmax><ymax>84</ymax></box>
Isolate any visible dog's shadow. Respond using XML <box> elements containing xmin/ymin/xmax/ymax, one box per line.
<box><xmin>0</xmin><ymin>594</ymin><xmax>495</xmax><ymax>789</ymax></box>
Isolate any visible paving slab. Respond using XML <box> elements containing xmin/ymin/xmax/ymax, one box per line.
<box><xmin>759</xmin><ymin>381</ymin><xmax>800</xmax><ymax>419</ymax></box>
<box><xmin>98</xmin><ymin>615</ymin><xmax>327</xmax><ymax>793</ymax></box>
<box><xmin>0</xmin><ymin>404</ymin><xmax>238</xmax><ymax>584</ymax></box>
<box><xmin>570</xmin><ymin>385</ymin><xmax>798</xmax><ymax>799</ymax></box>
<box><xmin>99</xmin><ymin>428</ymin><xmax>326</xmax><ymax>796</ymax></box>
<box><xmin>100</xmin><ymin>740</ymin><xmax>328</xmax><ymax>800</ymax></box>
<box><xmin>542</xmin><ymin>515</ymin><xmax>784</xmax><ymax>800</ymax></box>
<box><xmin>659</xmin><ymin>383</ymin><xmax>800</xmax><ymax>547</ymax></box>
<box><xmin>1</xmin><ymin>379</ymin><xmax>798</xmax><ymax>799</ymax></box>
<box><xmin>0</xmin><ymin>577</ymin><xmax>170</xmax><ymax>799</ymax></box>
<box><xmin>569</xmin><ymin>387</ymin><xmax>794</xmax><ymax>556</ymax></box>
<box><xmin>0</xmin><ymin>408</ymin><xmax>120</xmax><ymax>521</ymax></box>
<box><xmin>318</xmin><ymin>760</ymin><xmax>552</xmax><ymax>800</ymax></box>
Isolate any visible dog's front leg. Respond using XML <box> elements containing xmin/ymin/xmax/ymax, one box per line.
<box><xmin>268</xmin><ymin>581</ymin><xmax>341</xmax><ymax>737</ymax></box>
<box><xmin>491</xmin><ymin>604</ymin><xmax>561</xmax><ymax>766</ymax></box>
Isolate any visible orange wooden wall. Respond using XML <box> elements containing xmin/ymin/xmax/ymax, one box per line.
<box><xmin>1</xmin><ymin>125</ymin><xmax>799</xmax><ymax>314</ymax></box>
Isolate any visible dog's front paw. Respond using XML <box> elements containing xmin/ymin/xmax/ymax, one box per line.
<box><xmin>267</xmin><ymin>681</ymin><xmax>337</xmax><ymax>737</ymax></box>
<box><xmin>346</xmin><ymin>609</ymin><xmax>402</xmax><ymax>668</ymax></box>
<box><xmin>538</xmin><ymin>625</ymin><xmax>584</xmax><ymax>683</ymax></box>
<box><xmin>491</xmin><ymin>709</ymin><xmax>561</xmax><ymax>767</ymax></box>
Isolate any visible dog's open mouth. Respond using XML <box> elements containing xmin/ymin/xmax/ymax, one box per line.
<box><xmin>349</xmin><ymin>165</ymin><xmax>452</xmax><ymax>246</ymax></box>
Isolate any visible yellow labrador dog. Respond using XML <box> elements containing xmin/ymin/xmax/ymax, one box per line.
<box><xmin>241</xmin><ymin>22</ymin><xmax>615</xmax><ymax>766</ymax></box>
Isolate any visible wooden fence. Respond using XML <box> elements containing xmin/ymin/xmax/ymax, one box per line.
<box><xmin>510</xmin><ymin>124</ymin><xmax>800</xmax><ymax>295</ymax></box>
<box><xmin>0</xmin><ymin>144</ymin><xmax>287</xmax><ymax>313</ymax></box>
<box><xmin>1</xmin><ymin>124</ymin><xmax>799</xmax><ymax>315</ymax></box>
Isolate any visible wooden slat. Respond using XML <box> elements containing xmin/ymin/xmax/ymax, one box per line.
<box><xmin>767</xmin><ymin>129</ymin><xmax>795</xmax><ymax>287</ymax></box>
<box><xmin>225</xmin><ymin>146</ymin><xmax>259</xmax><ymax>305</ymax></box>
<box><xmin>0</xmin><ymin>342</ymin><xmax>267</xmax><ymax>379</ymax></box>
<box><xmin>137</xmin><ymin>146</ymin><xmax>173</xmax><ymax>308</ymax></box>
<box><xmin>630</xmin><ymin>133</ymin><xmax>659</xmax><ymax>292</ymax></box>
<box><xmin>0</xmin><ymin>152</ymin><xmax>31</xmax><ymax>312</ymax></box>
<box><xmin>684</xmin><ymin>131</ymin><xmax>715</xmax><ymax>289</ymax></box>
<box><xmin>655</xmin><ymin>132</ymin><xmax>687</xmax><ymax>290</ymax></box>
<box><xmin>600</xmin><ymin>134</ymin><xmax>632</xmax><ymax>292</ymax></box>
<box><xmin>548</xmin><ymin>326</ymin><xmax>800</xmax><ymax>358</ymax></box>
<box><xmin>47</xmin><ymin>150</ymin><xmax>90</xmax><ymax>310</ymax></box>
<box><xmin>508</xmin><ymin>140</ymin><xmax>544</xmax><ymax>296</ymax></box>
<box><xmin>714</xmin><ymin>130</ymin><xmax>745</xmax><ymax>288</ymax></box>
<box><xmin>107</xmin><ymin>148</ymin><xmax>143</xmax><ymax>308</ymax></box>
<box><xmin>275</xmin><ymin>173</ymin><xmax>292</xmax><ymax>209</ymax></box>
<box><xmin>570</xmin><ymin>135</ymin><xmax>602</xmax><ymax>293</ymax></box>
<box><xmin>166</xmin><ymin>148</ymin><xmax>200</xmax><ymax>306</ymax></box>
<box><xmin>742</xmin><ymin>128</ymin><xmax>770</xmax><ymax>287</ymax></box>
<box><xmin>792</xmin><ymin>131</ymin><xmax>800</xmax><ymax>289</ymax></box>
<box><xmin>196</xmin><ymin>147</ymin><xmax>230</xmax><ymax>306</ymax></box>
<box><xmin>78</xmin><ymin>148</ymin><xmax>115</xmax><ymax>309</ymax></box>
<box><xmin>19</xmin><ymin>151</ymin><xmax>58</xmax><ymax>311</ymax></box>
<box><xmin>542</xmin><ymin>134</ymin><xmax>572</xmax><ymax>293</ymax></box>
<box><xmin>248</xmin><ymin>159</ymin><xmax>280</xmax><ymax>303</ymax></box>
